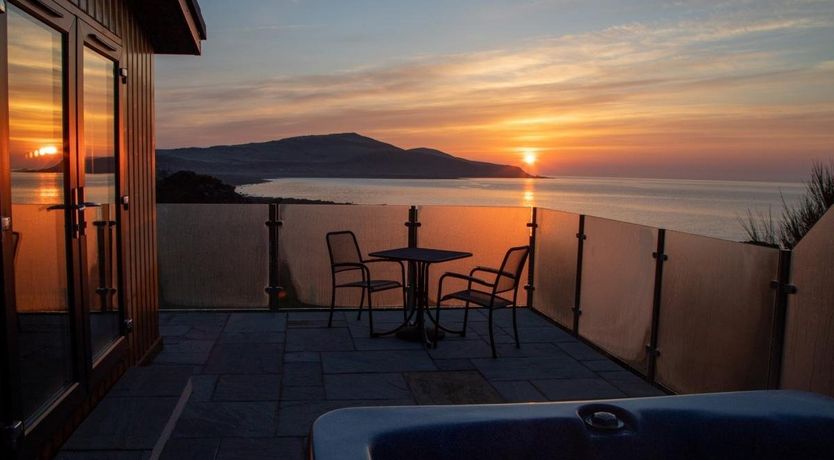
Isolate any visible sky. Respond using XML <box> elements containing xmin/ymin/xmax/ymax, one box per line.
<box><xmin>156</xmin><ymin>0</ymin><xmax>834</xmax><ymax>181</ymax></box>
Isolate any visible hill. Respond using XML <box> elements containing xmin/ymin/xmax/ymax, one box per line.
<box><xmin>156</xmin><ymin>133</ymin><xmax>532</xmax><ymax>184</ymax></box>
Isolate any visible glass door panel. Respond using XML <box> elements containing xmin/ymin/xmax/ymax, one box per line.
<box><xmin>81</xmin><ymin>47</ymin><xmax>120</xmax><ymax>360</ymax></box>
<box><xmin>6</xmin><ymin>3</ymin><xmax>74</xmax><ymax>421</ymax></box>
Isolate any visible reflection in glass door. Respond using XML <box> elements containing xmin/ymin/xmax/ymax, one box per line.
<box><xmin>6</xmin><ymin>4</ymin><xmax>74</xmax><ymax>421</ymax></box>
<box><xmin>82</xmin><ymin>47</ymin><xmax>120</xmax><ymax>360</ymax></box>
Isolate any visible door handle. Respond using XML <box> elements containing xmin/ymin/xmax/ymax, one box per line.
<box><xmin>78</xmin><ymin>202</ymin><xmax>102</xmax><ymax>211</ymax></box>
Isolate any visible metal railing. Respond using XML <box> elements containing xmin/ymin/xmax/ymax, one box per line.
<box><xmin>156</xmin><ymin>203</ymin><xmax>834</xmax><ymax>396</ymax></box>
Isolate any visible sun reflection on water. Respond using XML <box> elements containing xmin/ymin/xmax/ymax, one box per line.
<box><xmin>522</xmin><ymin>179</ymin><xmax>536</xmax><ymax>207</ymax></box>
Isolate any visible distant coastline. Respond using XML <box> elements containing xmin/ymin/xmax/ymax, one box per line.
<box><xmin>157</xmin><ymin>133</ymin><xmax>534</xmax><ymax>184</ymax></box>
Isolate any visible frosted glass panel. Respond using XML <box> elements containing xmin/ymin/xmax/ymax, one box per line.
<box><xmin>781</xmin><ymin>209</ymin><xmax>834</xmax><ymax>396</ymax></box>
<box><xmin>533</xmin><ymin>209</ymin><xmax>579</xmax><ymax>327</ymax></box>
<box><xmin>158</xmin><ymin>204</ymin><xmax>269</xmax><ymax>308</ymax></box>
<box><xmin>279</xmin><ymin>205</ymin><xmax>408</xmax><ymax>307</ymax></box>
<box><xmin>579</xmin><ymin>217</ymin><xmax>657</xmax><ymax>372</ymax></box>
<box><xmin>418</xmin><ymin>206</ymin><xmax>531</xmax><ymax>305</ymax></box>
<box><xmin>655</xmin><ymin>231</ymin><xmax>778</xmax><ymax>393</ymax></box>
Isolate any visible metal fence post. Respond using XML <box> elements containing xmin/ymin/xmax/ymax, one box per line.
<box><xmin>571</xmin><ymin>215</ymin><xmax>586</xmax><ymax>335</ymax></box>
<box><xmin>525</xmin><ymin>207</ymin><xmax>538</xmax><ymax>309</ymax></box>
<box><xmin>647</xmin><ymin>228</ymin><xmax>667</xmax><ymax>383</ymax></box>
<box><xmin>767</xmin><ymin>249</ymin><xmax>796</xmax><ymax>389</ymax></box>
<box><xmin>265</xmin><ymin>203</ymin><xmax>284</xmax><ymax>310</ymax></box>
<box><xmin>404</xmin><ymin>206</ymin><xmax>421</xmax><ymax>311</ymax></box>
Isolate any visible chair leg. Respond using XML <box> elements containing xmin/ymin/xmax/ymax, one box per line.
<box><xmin>433</xmin><ymin>301</ymin><xmax>441</xmax><ymax>349</ymax></box>
<box><xmin>488</xmin><ymin>308</ymin><xmax>497</xmax><ymax>359</ymax></box>
<box><xmin>402</xmin><ymin>286</ymin><xmax>408</xmax><ymax>321</ymax></box>
<box><xmin>461</xmin><ymin>301</ymin><xmax>470</xmax><ymax>337</ymax></box>
<box><xmin>328</xmin><ymin>286</ymin><xmax>337</xmax><ymax>328</ymax></box>
<box><xmin>512</xmin><ymin>304</ymin><xmax>520</xmax><ymax>348</ymax></box>
<box><xmin>367</xmin><ymin>290</ymin><xmax>374</xmax><ymax>337</ymax></box>
<box><xmin>357</xmin><ymin>288</ymin><xmax>365</xmax><ymax>321</ymax></box>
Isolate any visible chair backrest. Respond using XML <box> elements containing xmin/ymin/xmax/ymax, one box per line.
<box><xmin>326</xmin><ymin>231</ymin><xmax>363</xmax><ymax>271</ymax></box>
<box><xmin>494</xmin><ymin>245</ymin><xmax>530</xmax><ymax>294</ymax></box>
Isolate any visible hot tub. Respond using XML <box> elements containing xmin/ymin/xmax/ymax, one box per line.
<box><xmin>310</xmin><ymin>391</ymin><xmax>834</xmax><ymax>460</ymax></box>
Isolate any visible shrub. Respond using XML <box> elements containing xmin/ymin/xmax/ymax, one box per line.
<box><xmin>742</xmin><ymin>161</ymin><xmax>834</xmax><ymax>248</ymax></box>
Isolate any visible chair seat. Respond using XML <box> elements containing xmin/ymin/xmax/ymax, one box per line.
<box><xmin>337</xmin><ymin>279</ymin><xmax>402</xmax><ymax>292</ymax></box>
<box><xmin>441</xmin><ymin>289</ymin><xmax>511</xmax><ymax>308</ymax></box>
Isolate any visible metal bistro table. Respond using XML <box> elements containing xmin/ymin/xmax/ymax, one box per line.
<box><xmin>368</xmin><ymin>247</ymin><xmax>472</xmax><ymax>346</ymax></box>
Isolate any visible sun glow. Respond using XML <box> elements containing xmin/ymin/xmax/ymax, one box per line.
<box><xmin>26</xmin><ymin>145</ymin><xmax>59</xmax><ymax>158</ymax></box>
<box><xmin>522</xmin><ymin>149</ymin><xmax>537</xmax><ymax>166</ymax></box>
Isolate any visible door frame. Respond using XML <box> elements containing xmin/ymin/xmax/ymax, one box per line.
<box><xmin>76</xmin><ymin>18</ymin><xmax>128</xmax><ymax>389</ymax></box>
<box><xmin>0</xmin><ymin>0</ymin><xmax>129</xmax><ymax>455</ymax></box>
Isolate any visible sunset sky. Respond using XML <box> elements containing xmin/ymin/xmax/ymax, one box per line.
<box><xmin>156</xmin><ymin>0</ymin><xmax>834</xmax><ymax>181</ymax></box>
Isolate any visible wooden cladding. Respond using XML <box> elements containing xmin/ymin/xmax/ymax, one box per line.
<box><xmin>114</xmin><ymin>1</ymin><xmax>161</xmax><ymax>365</ymax></box>
<box><xmin>66</xmin><ymin>0</ymin><xmax>120</xmax><ymax>36</ymax></box>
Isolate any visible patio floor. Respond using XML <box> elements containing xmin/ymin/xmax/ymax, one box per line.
<box><xmin>152</xmin><ymin>308</ymin><xmax>662</xmax><ymax>459</ymax></box>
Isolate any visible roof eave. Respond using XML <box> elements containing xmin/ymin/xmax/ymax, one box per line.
<box><xmin>133</xmin><ymin>0</ymin><xmax>207</xmax><ymax>55</ymax></box>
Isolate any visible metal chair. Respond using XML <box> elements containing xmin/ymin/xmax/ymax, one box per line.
<box><xmin>434</xmin><ymin>246</ymin><xmax>530</xmax><ymax>358</ymax></box>
<box><xmin>326</xmin><ymin>231</ymin><xmax>406</xmax><ymax>335</ymax></box>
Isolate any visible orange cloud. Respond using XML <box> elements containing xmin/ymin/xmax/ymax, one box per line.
<box><xmin>157</xmin><ymin>5</ymin><xmax>834</xmax><ymax>180</ymax></box>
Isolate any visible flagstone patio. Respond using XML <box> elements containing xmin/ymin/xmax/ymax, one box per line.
<box><xmin>73</xmin><ymin>308</ymin><xmax>663</xmax><ymax>459</ymax></box>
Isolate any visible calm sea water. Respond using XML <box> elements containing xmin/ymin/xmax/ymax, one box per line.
<box><xmin>238</xmin><ymin>177</ymin><xmax>805</xmax><ymax>241</ymax></box>
<box><xmin>11</xmin><ymin>172</ymin><xmax>114</xmax><ymax>204</ymax></box>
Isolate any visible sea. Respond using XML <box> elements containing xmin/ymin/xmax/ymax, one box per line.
<box><xmin>237</xmin><ymin>177</ymin><xmax>805</xmax><ymax>242</ymax></box>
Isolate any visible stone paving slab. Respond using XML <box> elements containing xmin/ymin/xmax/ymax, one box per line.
<box><xmin>352</xmin><ymin>336</ymin><xmax>426</xmax><ymax>351</ymax></box>
<box><xmin>282</xmin><ymin>385</ymin><xmax>326</xmax><ymax>401</ymax></box>
<box><xmin>213</xmin><ymin>374</ymin><xmax>282</xmax><ymax>401</ymax></box>
<box><xmin>283</xmin><ymin>351</ymin><xmax>320</xmax><ymax>363</ymax></box>
<box><xmin>282</xmin><ymin>362</ymin><xmax>323</xmax><ymax>386</ymax></box>
<box><xmin>63</xmin><ymin>395</ymin><xmax>183</xmax><ymax>452</ymax></box>
<box><xmin>173</xmin><ymin>401</ymin><xmax>278</xmax><ymax>438</ymax></box>
<box><xmin>111</xmin><ymin>366</ymin><xmax>194</xmax><ymax>398</ymax></box>
<box><xmin>472</xmin><ymin>355</ymin><xmax>596</xmax><ymax>381</ymax></box>
<box><xmin>203</xmin><ymin>343</ymin><xmax>283</xmax><ymax>374</ymax></box>
<box><xmin>427</xmin><ymin>338</ymin><xmax>495</xmax><ymax>359</ymax></box>
<box><xmin>556</xmin><ymin>341</ymin><xmax>608</xmax><ymax>361</ymax></box>
<box><xmin>324</xmin><ymin>373</ymin><xmax>412</xmax><ymax>400</ymax></box>
<box><xmin>148</xmin><ymin>308</ymin><xmax>664</xmax><ymax>459</ymax></box>
<box><xmin>490</xmin><ymin>380</ymin><xmax>548</xmax><ymax>403</ymax></box>
<box><xmin>160</xmin><ymin>438</ymin><xmax>220</xmax><ymax>460</ymax></box>
<box><xmin>217</xmin><ymin>437</ymin><xmax>305</xmax><ymax>460</ymax></box>
<box><xmin>218</xmin><ymin>331</ymin><xmax>285</xmax><ymax>344</ymax></box>
<box><xmin>406</xmin><ymin>371</ymin><xmax>504</xmax><ymax>405</ymax></box>
<box><xmin>225</xmin><ymin>313</ymin><xmax>287</xmax><ymax>333</ymax></box>
<box><xmin>57</xmin><ymin>451</ymin><xmax>150</xmax><ymax>459</ymax></box>
<box><xmin>189</xmin><ymin>375</ymin><xmax>218</xmax><ymax>402</ymax></box>
<box><xmin>321</xmin><ymin>350</ymin><xmax>437</xmax><ymax>373</ymax></box>
<box><xmin>532</xmin><ymin>377</ymin><xmax>625</xmax><ymax>401</ymax></box>
<box><xmin>286</xmin><ymin>328</ymin><xmax>354</xmax><ymax>352</ymax></box>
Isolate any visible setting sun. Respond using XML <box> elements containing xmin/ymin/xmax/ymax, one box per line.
<box><xmin>522</xmin><ymin>150</ymin><xmax>537</xmax><ymax>166</ymax></box>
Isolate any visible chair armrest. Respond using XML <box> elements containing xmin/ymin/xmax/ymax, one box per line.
<box><xmin>439</xmin><ymin>272</ymin><xmax>494</xmax><ymax>288</ymax></box>
<box><xmin>363</xmin><ymin>258</ymin><xmax>403</xmax><ymax>267</ymax></box>
<box><xmin>470</xmin><ymin>266</ymin><xmax>514</xmax><ymax>278</ymax></box>
<box><xmin>362</xmin><ymin>259</ymin><xmax>406</xmax><ymax>284</ymax></box>
<box><xmin>437</xmin><ymin>272</ymin><xmax>495</xmax><ymax>307</ymax></box>
<box><xmin>332</xmin><ymin>263</ymin><xmax>370</xmax><ymax>278</ymax></box>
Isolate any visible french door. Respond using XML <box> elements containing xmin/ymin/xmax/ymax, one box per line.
<box><xmin>0</xmin><ymin>0</ymin><xmax>126</xmax><ymax>455</ymax></box>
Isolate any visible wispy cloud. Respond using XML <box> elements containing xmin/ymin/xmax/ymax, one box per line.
<box><xmin>157</xmin><ymin>0</ymin><xmax>834</xmax><ymax>180</ymax></box>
